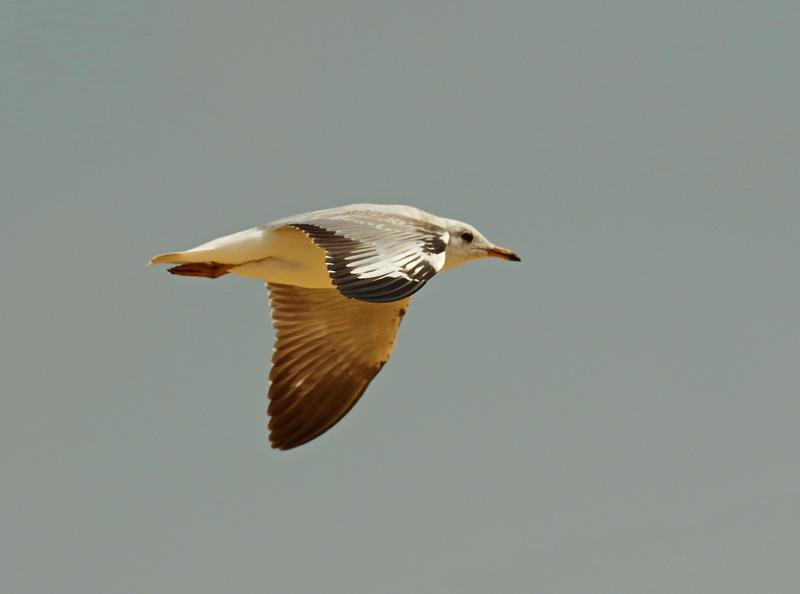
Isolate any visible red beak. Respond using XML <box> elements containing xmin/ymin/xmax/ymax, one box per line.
<box><xmin>486</xmin><ymin>246</ymin><xmax>521</xmax><ymax>262</ymax></box>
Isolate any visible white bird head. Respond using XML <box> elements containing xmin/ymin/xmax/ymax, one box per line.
<box><xmin>438</xmin><ymin>218</ymin><xmax>521</xmax><ymax>271</ymax></box>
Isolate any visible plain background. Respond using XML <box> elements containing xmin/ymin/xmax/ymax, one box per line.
<box><xmin>2</xmin><ymin>2</ymin><xmax>799</xmax><ymax>592</ymax></box>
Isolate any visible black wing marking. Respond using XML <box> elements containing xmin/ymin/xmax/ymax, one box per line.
<box><xmin>289</xmin><ymin>212</ymin><xmax>447</xmax><ymax>303</ymax></box>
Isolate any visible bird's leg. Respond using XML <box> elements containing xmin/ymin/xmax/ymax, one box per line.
<box><xmin>167</xmin><ymin>262</ymin><xmax>234</xmax><ymax>279</ymax></box>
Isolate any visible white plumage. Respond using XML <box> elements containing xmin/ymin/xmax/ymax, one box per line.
<box><xmin>150</xmin><ymin>204</ymin><xmax>519</xmax><ymax>449</ymax></box>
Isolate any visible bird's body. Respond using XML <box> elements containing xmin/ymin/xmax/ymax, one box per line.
<box><xmin>156</xmin><ymin>225</ymin><xmax>333</xmax><ymax>287</ymax></box>
<box><xmin>150</xmin><ymin>204</ymin><xmax>519</xmax><ymax>449</ymax></box>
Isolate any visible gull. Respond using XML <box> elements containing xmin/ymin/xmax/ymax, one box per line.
<box><xmin>149</xmin><ymin>204</ymin><xmax>520</xmax><ymax>450</ymax></box>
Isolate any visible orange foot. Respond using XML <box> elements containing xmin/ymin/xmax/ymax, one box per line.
<box><xmin>167</xmin><ymin>262</ymin><xmax>234</xmax><ymax>279</ymax></box>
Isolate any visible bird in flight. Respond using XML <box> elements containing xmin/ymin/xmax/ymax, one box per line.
<box><xmin>150</xmin><ymin>204</ymin><xmax>520</xmax><ymax>450</ymax></box>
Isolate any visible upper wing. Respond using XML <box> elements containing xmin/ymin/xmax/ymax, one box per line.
<box><xmin>279</xmin><ymin>209</ymin><xmax>448</xmax><ymax>303</ymax></box>
<box><xmin>266</xmin><ymin>282</ymin><xmax>411</xmax><ymax>450</ymax></box>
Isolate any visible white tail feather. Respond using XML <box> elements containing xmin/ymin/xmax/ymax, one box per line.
<box><xmin>148</xmin><ymin>252</ymin><xmax>192</xmax><ymax>265</ymax></box>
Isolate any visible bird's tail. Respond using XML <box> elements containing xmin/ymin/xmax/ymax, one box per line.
<box><xmin>148</xmin><ymin>252</ymin><xmax>186</xmax><ymax>265</ymax></box>
<box><xmin>149</xmin><ymin>252</ymin><xmax>233</xmax><ymax>278</ymax></box>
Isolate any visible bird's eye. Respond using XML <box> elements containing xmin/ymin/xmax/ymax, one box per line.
<box><xmin>460</xmin><ymin>232</ymin><xmax>473</xmax><ymax>243</ymax></box>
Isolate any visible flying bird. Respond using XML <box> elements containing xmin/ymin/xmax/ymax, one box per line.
<box><xmin>149</xmin><ymin>204</ymin><xmax>520</xmax><ymax>450</ymax></box>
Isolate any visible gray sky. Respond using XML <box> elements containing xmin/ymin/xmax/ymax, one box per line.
<box><xmin>2</xmin><ymin>1</ymin><xmax>799</xmax><ymax>592</ymax></box>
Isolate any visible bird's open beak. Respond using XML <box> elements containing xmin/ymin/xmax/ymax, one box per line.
<box><xmin>486</xmin><ymin>246</ymin><xmax>521</xmax><ymax>262</ymax></box>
